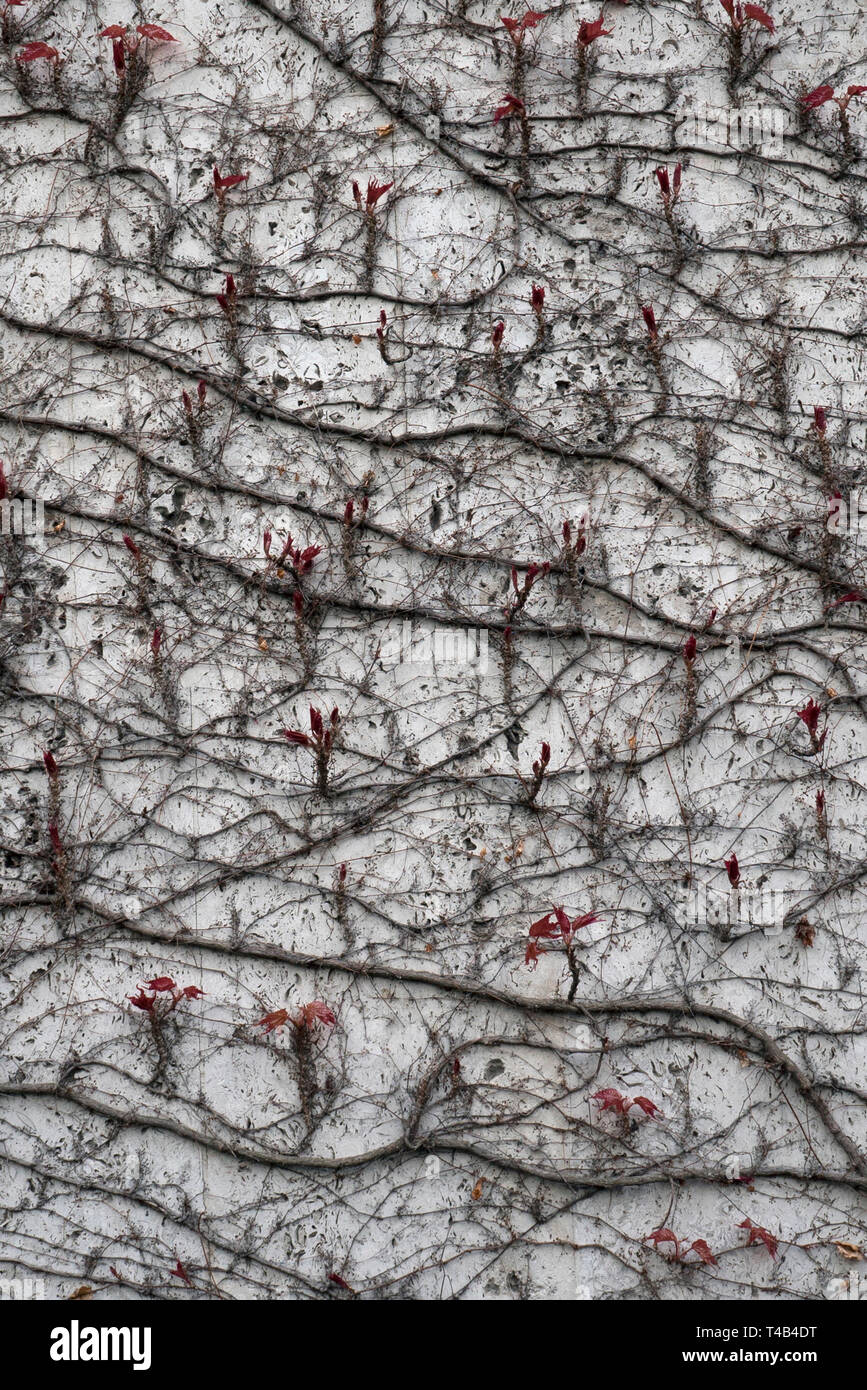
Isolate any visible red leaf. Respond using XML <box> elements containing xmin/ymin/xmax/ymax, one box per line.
<box><xmin>128</xmin><ymin>990</ymin><xmax>155</xmax><ymax>1012</ymax></box>
<box><xmin>826</xmin><ymin>589</ymin><xmax>865</xmax><ymax>609</ymax></box>
<box><xmin>529</xmin><ymin>912</ymin><xmax>559</xmax><ymax>939</ymax></box>
<box><xmin>631</xmin><ymin>1095</ymin><xmax>661</xmax><ymax>1118</ymax></box>
<box><xmin>646</xmin><ymin>1227</ymin><xmax>680</xmax><ymax>1254</ymax></box>
<box><xmin>170</xmin><ymin>1259</ymin><xmax>192</xmax><ymax>1286</ymax></box>
<box><xmin>591</xmin><ymin>1087</ymin><xmax>631</xmax><ymax>1114</ymax></box>
<box><xmin>257</xmin><ymin>1008</ymin><xmax>290</xmax><ymax>1033</ymax></box>
<box><xmin>724</xmin><ymin>854</ymin><xmax>740</xmax><ymax>887</ymax></box>
<box><xmin>553</xmin><ymin>905</ymin><xmax>571</xmax><ymax>933</ymax></box>
<box><xmin>214</xmin><ymin>167</ymin><xmax>249</xmax><ymax>191</ymax></box>
<box><xmin>136</xmin><ymin>23</ymin><xmax>177</xmax><ymax>41</ymax></box>
<box><xmin>365</xmin><ymin>179</ymin><xmax>393</xmax><ymax>208</ymax></box>
<box><xmin>493</xmin><ymin>93</ymin><xmax>524</xmax><ymax>124</ymax></box>
<box><xmin>282</xmin><ymin>729</ymin><xmax>311</xmax><ymax>747</ymax></box>
<box><xmin>687</xmin><ymin>1239</ymin><xmax>717</xmax><ymax>1266</ymax></box>
<box><xmin>801</xmin><ymin>84</ymin><xmax>834</xmax><ymax>109</ymax></box>
<box><xmin>502</xmin><ymin>11</ymin><xmax>547</xmax><ymax>36</ymax></box>
<box><xmin>570</xmin><ymin>911</ymin><xmax>599</xmax><ymax>930</ymax></box>
<box><xmin>143</xmin><ymin>976</ymin><xmax>176</xmax><ymax>992</ymax></box>
<box><xmin>577</xmin><ymin>12</ymin><xmax>612</xmax><ymax>45</ymax></box>
<box><xmin>297</xmin><ymin>544</ymin><xmax>321</xmax><ymax>571</ymax></box>
<box><xmin>524</xmin><ymin>938</ymin><xmax>543</xmax><ymax>967</ymax></box>
<box><xmin>99</xmin><ymin>24</ymin><xmax>128</xmax><ymax>37</ymax></box>
<box><xmin>796</xmin><ymin>698</ymin><xmax>822</xmax><ymax>736</ymax></box>
<box><xmin>743</xmin><ymin>3</ymin><xmax>774</xmax><ymax>32</ymax></box>
<box><xmin>300</xmin><ymin>1000</ymin><xmax>336</xmax><ymax>1029</ymax></box>
<box><xmin>16</xmin><ymin>41</ymin><xmax>59</xmax><ymax>61</ymax></box>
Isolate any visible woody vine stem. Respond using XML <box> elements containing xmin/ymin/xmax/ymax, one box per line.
<box><xmin>0</xmin><ymin>0</ymin><xmax>866</xmax><ymax>1301</ymax></box>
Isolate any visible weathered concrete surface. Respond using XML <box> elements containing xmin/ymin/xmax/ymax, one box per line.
<box><xmin>0</xmin><ymin>0</ymin><xmax>865</xmax><ymax>1299</ymax></box>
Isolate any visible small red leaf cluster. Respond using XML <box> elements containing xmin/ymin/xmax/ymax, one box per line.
<box><xmin>257</xmin><ymin>1000</ymin><xmax>337</xmax><ymax>1034</ymax></box>
<box><xmin>646</xmin><ymin>1218</ymin><xmax>779</xmax><ymax>1266</ymax></box>
<box><xmin>645</xmin><ymin>1229</ymin><xmax>718</xmax><ymax>1265</ymax></box>
<box><xmin>501</xmin><ymin>10</ymin><xmax>547</xmax><ymax>42</ymax></box>
<box><xmin>524</xmin><ymin>905</ymin><xmax>598</xmax><ymax>966</ymax></box>
<box><xmin>801</xmin><ymin>84</ymin><xmax>867</xmax><ymax>112</ymax></box>
<box><xmin>282</xmin><ymin>703</ymin><xmax>339</xmax><ymax>751</ymax></box>
<box><xmin>352</xmin><ymin>179</ymin><xmax>393</xmax><ymax>210</ymax></box>
<box><xmin>562</xmin><ymin>517</ymin><xmax>587</xmax><ymax>557</ymax></box>
<box><xmin>592</xmin><ymin>1088</ymin><xmax>662</xmax><ymax>1118</ymax></box>
<box><xmin>15</xmin><ymin>18</ymin><xmax>178</xmax><ymax>71</ymax></box>
<box><xmin>826</xmin><ymin>589</ymin><xmax>866</xmax><ymax>610</ymax></box>
<box><xmin>532</xmin><ymin>740</ymin><xmax>550</xmax><ymax>777</ymax></box>
<box><xmin>263</xmin><ymin>531</ymin><xmax>322</xmax><ymax>576</ymax></box>
<box><xmin>127</xmin><ymin>976</ymin><xmax>205</xmax><ymax>1013</ymax></box>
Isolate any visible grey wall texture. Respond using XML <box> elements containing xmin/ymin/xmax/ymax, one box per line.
<box><xmin>0</xmin><ymin>0</ymin><xmax>866</xmax><ymax>1301</ymax></box>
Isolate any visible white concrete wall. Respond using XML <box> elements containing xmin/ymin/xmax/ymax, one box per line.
<box><xmin>0</xmin><ymin>0</ymin><xmax>865</xmax><ymax>1299</ymax></box>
